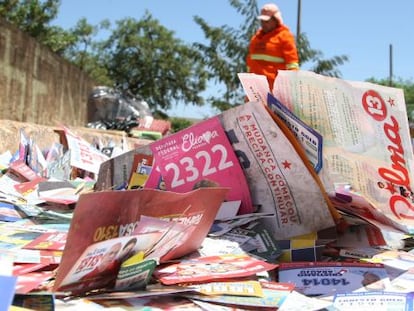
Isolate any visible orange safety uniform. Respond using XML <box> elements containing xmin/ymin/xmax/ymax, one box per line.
<box><xmin>246</xmin><ymin>24</ymin><xmax>299</xmax><ymax>89</ymax></box>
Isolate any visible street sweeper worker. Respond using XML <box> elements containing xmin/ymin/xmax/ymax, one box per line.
<box><xmin>246</xmin><ymin>3</ymin><xmax>299</xmax><ymax>90</ymax></box>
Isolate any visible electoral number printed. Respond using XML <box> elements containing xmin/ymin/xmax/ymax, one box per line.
<box><xmin>164</xmin><ymin>144</ymin><xmax>234</xmax><ymax>188</ymax></box>
<box><xmin>75</xmin><ymin>254</ymin><xmax>103</xmax><ymax>274</ymax></box>
<box><xmin>301</xmin><ymin>278</ymin><xmax>350</xmax><ymax>287</ymax></box>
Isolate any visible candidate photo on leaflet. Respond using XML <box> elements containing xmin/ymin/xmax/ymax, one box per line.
<box><xmin>118</xmin><ymin>237</ymin><xmax>138</xmax><ymax>263</ymax></box>
<box><xmin>361</xmin><ymin>271</ymin><xmax>386</xmax><ymax>291</ymax></box>
<box><xmin>80</xmin><ymin>242</ymin><xmax>123</xmax><ymax>289</ymax></box>
<box><xmin>246</xmin><ymin>3</ymin><xmax>299</xmax><ymax>90</ymax></box>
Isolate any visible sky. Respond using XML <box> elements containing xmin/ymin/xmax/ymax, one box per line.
<box><xmin>53</xmin><ymin>0</ymin><xmax>414</xmax><ymax>118</ymax></box>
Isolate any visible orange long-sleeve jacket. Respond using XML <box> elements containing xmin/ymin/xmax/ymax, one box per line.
<box><xmin>246</xmin><ymin>24</ymin><xmax>299</xmax><ymax>90</ymax></box>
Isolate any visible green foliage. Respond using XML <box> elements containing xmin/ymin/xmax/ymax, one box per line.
<box><xmin>192</xmin><ymin>0</ymin><xmax>257</xmax><ymax>112</ymax></box>
<box><xmin>98</xmin><ymin>14</ymin><xmax>208</xmax><ymax>114</ymax></box>
<box><xmin>170</xmin><ymin>117</ymin><xmax>195</xmax><ymax>133</ymax></box>
<box><xmin>297</xmin><ymin>33</ymin><xmax>349</xmax><ymax>78</ymax></box>
<box><xmin>366</xmin><ymin>77</ymin><xmax>414</xmax><ymax>121</ymax></box>
<box><xmin>63</xmin><ymin>18</ymin><xmax>113</xmax><ymax>85</ymax></box>
<box><xmin>0</xmin><ymin>0</ymin><xmax>59</xmax><ymax>35</ymax></box>
<box><xmin>0</xmin><ymin>0</ymin><xmax>76</xmax><ymax>54</ymax></box>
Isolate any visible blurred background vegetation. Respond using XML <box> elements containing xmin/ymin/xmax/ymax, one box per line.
<box><xmin>1</xmin><ymin>0</ymin><xmax>413</xmax><ymax>133</ymax></box>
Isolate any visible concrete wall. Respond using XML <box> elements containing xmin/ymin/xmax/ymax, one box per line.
<box><xmin>0</xmin><ymin>18</ymin><xmax>96</xmax><ymax>127</ymax></box>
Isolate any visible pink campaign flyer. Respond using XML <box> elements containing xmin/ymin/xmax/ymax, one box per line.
<box><xmin>149</xmin><ymin>116</ymin><xmax>253</xmax><ymax>214</ymax></box>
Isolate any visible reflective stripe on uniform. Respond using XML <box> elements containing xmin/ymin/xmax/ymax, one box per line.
<box><xmin>286</xmin><ymin>62</ymin><xmax>299</xmax><ymax>69</ymax></box>
<box><xmin>251</xmin><ymin>54</ymin><xmax>285</xmax><ymax>64</ymax></box>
